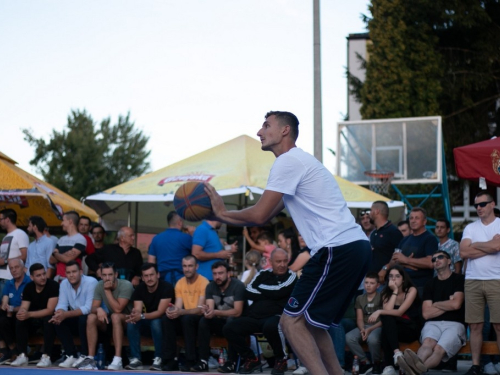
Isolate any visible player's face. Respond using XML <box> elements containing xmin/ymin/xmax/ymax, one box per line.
<box><xmin>65</xmin><ymin>265</ymin><xmax>83</xmax><ymax>286</ymax></box>
<box><xmin>78</xmin><ymin>219</ymin><xmax>90</xmax><ymax>235</ymax></box>
<box><xmin>409</xmin><ymin>212</ymin><xmax>426</xmax><ymax>232</ymax></box>
<box><xmin>141</xmin><ymin>267</ymin><xmax>159</xmax><ymax>288</ymax></box>
<box><xmin>182</xmin><ymin>259</ymin><xmax>198</xmax><ymax>279</ymax></box>
<box><xmin>364</xmin><ymin>277</ymin><xmax>379</xmax><ymax>294</ymax></box>
<box><xmin>270</xmin><ymin>251</ymin><xmax>289</xmax><ymax>275</ymax></box>
<box><xmin>101</xmin><ymin>267</ymin><xmax>117</xmax><ymax>285</ymax></box>
<box><xmin>8</xmin><ymin>261</ymin><xmax>24</xmax><ymax>280</ymax></box>
<box><xmin>398</xmin><ymin>223</ymin><xmax>411</xmax><ymax>237</ymax></box>
<box><xmin>31</xmin><ymin>268</ymin><xmax>47</xmax><ymax>287</ymax></box>
<box><xmin>475</xmin><ymin>195</ymin><xmax>495</xmax><ymax>219</ymax></box>
<box><xmin>212</xmin><ymin>266</ymin><xmax>229</xmax><ymax>286</ymax></box>
<box><xmin>434</xmin><ymin>221</ymin><xmax>449</xmax><ymax>239</ymax></box>
<box><xmin>257</xmin><ymin>115</ymin><xmax>285</xmax><ymax>151</ymax></box>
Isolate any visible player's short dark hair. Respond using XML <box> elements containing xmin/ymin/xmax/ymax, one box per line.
<box><xmin>65</xmin><ymin>260</ymin><xmax>81</xmax><ymax>270</ymax></box>
<box><xmin>436</xmin><ymin>218</ymin><xmax>450</xmax><ymax>229</ymax></box>
<box><xmin>257</xmin><ymin>231</ymin><xmax>274</xmax><ymax>243</ymax></box>
<box><xmin>0</xmin><ymin>209</ymin><xmax>17</xmax><ymax>224</ymax></box>
<box><xmin>372</xmin><ymin>201</ymin><xmax>389</xmax><ymax>218</ymax></box>
<box><xmin>183</xmin><ymin>254</ymin><xmax>198</xmax><ymax>264</ymax></box>
<box><xmin>29</xmin><ymin>263</ymin><xmax>45</xmax><ymax>275</ymax></box>
<box><xmin>141</xmin><ymin>262</ymin><xmax>158</xmax><ymax>273</ymax></box>
<box><xmin>265</xmin><ymin>111</ymin><xmax>299</xmax><ymax>141</ymax></box>
<box><xmin>211</xmin><ymin>261</ymin><xmax>230</xmax><ymax>271</ymax></box>
<box><xmin>410</xmin><ymin>207</ymin><xmax>427</xmax><ymax>218</ymax></box>
<box><xmin>64</xmin><ymin>211</ymin><xmax>80</xmax><ymax>226</ymax></box>
<box><xmin>29</xmin><ymin>215</ymin><xmax>47</xmax><ymax>233</ymax></box>
<box><xmin>365</xmin><ymin>272</ymin><xmax>380</xmax><ymax>281</ymax></box>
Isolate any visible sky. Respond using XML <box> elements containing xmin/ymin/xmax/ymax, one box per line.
<box><xmin>0</xmin><ymin>0</ymin><xmax>370</xmax><ymax>187</ymax></box>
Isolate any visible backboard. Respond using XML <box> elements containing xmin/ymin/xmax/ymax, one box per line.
<box><xmin>336</xmin><ymin>116</ymin><xmax>442</xmax><ymax>185</ymax></box>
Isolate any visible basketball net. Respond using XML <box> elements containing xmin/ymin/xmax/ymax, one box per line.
<box><xmin>364</xmin><ymin>170</ymin><xmax>394</xmax><ymax>195</ymax></box>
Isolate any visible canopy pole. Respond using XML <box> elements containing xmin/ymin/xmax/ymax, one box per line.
<box><xmin>134</xmin><ymin>202</ymin><xmax>139</xmax><ymax>247</ymax></box>
<box><xmin>127</xmin><ymin>202</ymin><xmax>131</xmax><ymax>227</ymax></box>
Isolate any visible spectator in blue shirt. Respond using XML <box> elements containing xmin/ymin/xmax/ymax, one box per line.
<box><xmin>26</xmin><ymin>216</ymin><xmax>55</xmax><ymax>278</ymax></box>
<box><xmin>49</xmin><ymin>261</ymin><xmax>98</xmax><ymax>368</ymax></box>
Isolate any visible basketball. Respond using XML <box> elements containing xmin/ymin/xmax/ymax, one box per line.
<box><xmin>173</xmin><ymin>182</ymin><xmax>213</xmax><ymax>221</ymax></box>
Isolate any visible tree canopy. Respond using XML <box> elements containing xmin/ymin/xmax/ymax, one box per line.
<box><xmin>23</xmin><ymin>110</ymin><xmax>151</xmax><ymax>200</ymax></box>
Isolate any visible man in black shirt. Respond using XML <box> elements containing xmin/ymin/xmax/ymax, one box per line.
<box><xmin>10</xmin><ymin>263</ymin><xmax>59</xmax><ymax>368</ymax></box>
<box><xmin>222</xmin><ymin>248</ymin><xmax>297</xmax><ymax>375</ymax></box>
<box><xmin>398</xmin><ymin>250</ymin><xmax>465</xmax><ymax>375</ymax></box>
<box><xmin>125</xmin><ymin>263</ymin><xmax>176</xmax><ymax>371</ymax></box>
<box><xmin>86</xmin><ymin>227</ymin><xmax>143</xmax><ymax>286</ymax></box>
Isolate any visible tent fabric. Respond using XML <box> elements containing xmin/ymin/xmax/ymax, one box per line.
<box><xmin>85</xmin><ymin>135</ymin><xmax>404</xmax><ymax>232</ymax></box>
<box><xmin>453</xmin><ymin>137</ymin><xmax>500</xmax><ymax>186</ymax></box>
<box><xmin>0</xmin><ymin>152</ymin><xmax>98</xmax><ymax>227</ymax></box>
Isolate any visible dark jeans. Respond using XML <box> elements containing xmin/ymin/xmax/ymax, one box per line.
<box><xmin>223</xmin><ymin>315</ymin><xmax>284</xmax><ymax>362</ymax></box>
<box><xmin>380</xmin><ymin>315</ymin><xmax>420</xmax><ymax>366</ymax></box>
<box><xmin>16</xmin><ymin>316</ymin><xmax>56</xmax><ymax>355</ymax></box>
<box><xmin>180</xmin><ymin>314</ymin><xmax>202</xmax><ymax>362</ymax></box>
<box><xmin>0</xmin><ymin>312</ymin><xmax>16</xmax><ymax>347</ymax></box>
<box><xmin>198</xmin><ymin>317</ymin><xmax>236</xmax><ymax>361</ymax></box>
<box><xmin>54</xmin><ymin>315</ymin><xmax>88</xmax><ymax>357</ymax></box>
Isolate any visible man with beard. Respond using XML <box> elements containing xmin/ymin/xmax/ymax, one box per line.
<box><xmin>10</xmin><ymin>263</ymin><xmax>59</xmax><ymax>368</ymax></box>
<box><xmin>90</xmin><ymin>225</ymin><xmax>106</xmax><ymax>251</ymax></box>
<box><xmin>25</xmin><ymin>216</ymin><xmax>55</xmax><ymax>278</ymax></box>
<box><xmin>49</xmin><ymin>261</ymin><xmax>98</xmax><ymax>368</ymax></box>
<box><xmin>166</xmin><ymin>255</ymin><xmax>209</xmax><ymax>371</ymax></box>
<box><xmin>126</xmin><ymin>263</ymin><xmax>176</xmax><ymax>371</ymax></box>
<box><xmin>191</xmin><ymin>261</ymin><xmax>246</xmax><ymax>372</ymax></box>
<box><xmin>359</xmin><ymin>209</ymin><xmax>375</xmax><ymax>238</ymax></box>
<box><xmin>74</xmin><ymin>262</ymin><xmax>134</xmax><ymax>370</ymax></box>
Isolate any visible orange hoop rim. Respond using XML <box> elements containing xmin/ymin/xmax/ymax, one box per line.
<box><xmin>364</xmin><ymin>170</ymin><xmax>395</xmax><ymax>179</ymax></box>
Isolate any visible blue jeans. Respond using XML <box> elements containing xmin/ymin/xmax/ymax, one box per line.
<box><xmin>329</xmin><ymin>318</ymin><xmax>356</xmax><ymax>367</ymax></box>
<box><xmin>127</xmin><ymin>317</ymin><xmax>164</xmax><ymax>360</ymax></box>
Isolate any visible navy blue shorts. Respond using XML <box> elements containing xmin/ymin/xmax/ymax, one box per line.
<box><xmin>283</xmin><ymin>239</ymin><xmax>371</xmax><ymax>329</ymax></box>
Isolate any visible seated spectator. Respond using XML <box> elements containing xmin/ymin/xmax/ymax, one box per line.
<box><xmin>277</xmin><ymin>228</ymin><xmax>300</xmax><ymax>265</ymax></box>
<box><xmin>25</xmin><ymin>216</ymin><xmax>55</xmax><ymax>278</ymax></box>
<box><xmin>166</xmin><ymin>255</ymin><xmax>209</xmax><ymax>371</ymax></box>
<box><xmin>126</xmin><ymin>263</ymin><xmax>176</xmax><ymax>371</ymax></box>
<box><xmin>0</xmin><ymin>259</ymin><xmax>31</xmax><ymax>364</ymax></box>
<box><xmin>49</xmin><ymin>261</ymin><xmax>98</xmax><ymax>368</ymax></box>
<box><xmin>367</xmin><ymin>265</ymin><xmax>421</xmax><ymax>375</ymax></box>
<box><xmin>240</xmin><ymin>250</ymin><xmax>262</xmax><ymax>285</ymax></box>
<box><xmin>86</xmin><ymin>227</ymin><xmax>143</xmax><ymax>286</ymax></box>
<box><xmin>74</xmin><ymin>262</ymin><xmax>134</xmax><ymax>370</ymax></box>
<box><xmin>398</xmin><ymin>250</ymin><xmax>465</xmax><ymax>375</ymax></box>
<box><xmin>192</xmin><ymin>261</ymin><xmax>245</xmax><ymax>371</ymax></box>
<box><xmin>10</xmin><ymin>263</ymin><xmax>59</xmax><ymax>368</ymax></box>
<box><xmin>242</xmin><ymin>229</ymin><xmax>275</xmax><ymax>269</ymax></box>
<box><xmin>221</xmin><ymin>248</ymin><xmax>297</xmax><ymax>374</ymax></box>
<box><xmin>346</xmin><ymin>272</ymin><xmax>383</xmax><ymax>375</ymax></box>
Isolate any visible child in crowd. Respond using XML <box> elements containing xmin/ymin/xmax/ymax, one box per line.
<box><xmin>240</xmin><ymin>250</ymin><xmax>262</xmax><ymax>285</ymax></box>
<box><xmin>242</xmin><ymin>228</ymin><xmax>276</xmax><ymax>269</ymax></box>
<box><xmin>346</xmin><ymin>272</ymin><xmax>383</xmax><ymax>375</ymax></box>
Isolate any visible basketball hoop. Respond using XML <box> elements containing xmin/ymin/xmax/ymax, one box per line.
<box><xmin>364</xmin><ymin>170</ymin><xmax>394</xmax><ymax>195</ymax></box>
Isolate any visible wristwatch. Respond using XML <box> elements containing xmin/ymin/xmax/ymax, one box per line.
<box><xmin>140</xmin><ymin>313</ymin><xmax>145</xmax><ymax>320</ymax></box>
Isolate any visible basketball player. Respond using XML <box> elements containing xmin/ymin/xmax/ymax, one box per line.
<box><xmin>204</xmin><ymin>111</ymin><xmax>371</xmax><ymax>375</ymax></box>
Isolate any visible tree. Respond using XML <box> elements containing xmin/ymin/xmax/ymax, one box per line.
<box><xmin>23</xmin><ymin>109</ymin><xmax>150</xmax><ymax>200</ymax></box>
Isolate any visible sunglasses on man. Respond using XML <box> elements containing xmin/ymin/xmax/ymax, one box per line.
<box><xmin>431</xmin><ymin>254</ymin><xmax>449</xmax><ymax>263</ymax></box>
<box><xmin>473</xmin><ymin>201</ymin><xmax>493</xmax><ymax>209</ymax></box>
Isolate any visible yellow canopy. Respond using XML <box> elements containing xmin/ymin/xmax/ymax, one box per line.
<box><xmin>0</xmin><ymin>152</ymin><xmax>98</xmax><ymax>227</ymax></box>
<box><xmin>86</xmin><ymin>135</ymin><xmax>404</xmax><ymax>232</ymax></box>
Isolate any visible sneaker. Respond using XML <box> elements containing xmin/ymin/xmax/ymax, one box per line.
<box><xmin>239</xmin><ymin>356</ymin><xmax>262</xmax><ymax>374</ymax></box>
<box><xmin>53</xmin><ymin>353</ymin><xmax>66</xmax><ymax>366</ymax></box>
<box><xmin>293</xmin><ymin>366</ymin><xmax>309</xmax><ymax>375</ymax></box>
<box><xmin>72</xmin><ymin>354</ymin><xmax>89</xmax><ymax>368</ymax></box>
<box><xmin>382</xmin><ymin>366</ymin><xmax>397</xmax><ymax>375</ymax></box>
<box><xmin>162</xmin><ymin>358</ymin><xmax>179</xmax><ymax>371</ymax></box>
<box><xmin>372</xmin><ymin>362</ymin><xmax>382</xmax><ymax>375</ymax></box>
<box><xmin>108</xmin><ymin>356</ymin><xmax>123</xmax><ymax>371</ymax></box>
<box><xmin>10</xmin><ymin>353</ymin><xmax>28</xmax><ymax>367</ymax></box>
<box><xmin>37</xmin><ymin>354</ymin><xmax>52</xmax><ymax>368</ymax></box>
<box><xmin>396</xmin><ymin>354</ymin><xmax>417</xmax><ymax>375</ymax></box>
<box><xmin>191</xmin><ymin>360</ymin><xmax>209</xmax><ymax>372</ymax></box>
<box><xmin>494</xmin><ymin>364</ymin><xmax>500</xmax><ymax>374</ymax></box>
<box><xmin>393</xmin><ymin>351</ymin><xmax>404</xmax><ymax>366</ymax></box>
<box><xmin>360</xmin><ymin>362</ymin><xmax>374</xmax><ymax>375</ymax></box>
<box><xmin>150</xmin><ymin>357</ymin><xmax>162</xmax><ymax>371</ymax></box>
<box><xmin>403</xmin><ymin>349</ymin><xmax>427</xmax><ymax>374</ymax></box>
<box><xmin>125</xmin><ymin>357</ymin><xmax>143</xmax><ymax>370</ymax></box>
<box><xmin>272</xmin><ymin>358</ymin><xmax>288</xmax><ymax>375</ymax></box>
<box><xmin>484</xmin><ymin>363</ymin><xmax>498</xmax><ymax>375</ymax></box>
<box><xmin>78</xmin><ymin>358</ymin><xmax>98</xmax><ymax>370</ymax></box>
<box><xmin>218</xmin><ymin>360</ymin><xmax>236</xmax><ymax>373</ymax></box>
<box><xmin>59</xmin><ymin>355</ymin><xmax>78</xmax><ymax>368</ymax></box>
<box><xmin>465</xmin><ymin>365</ymin><xmax>483</xmax><ymax>375</ymax></box>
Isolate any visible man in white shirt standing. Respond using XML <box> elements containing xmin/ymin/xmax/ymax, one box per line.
<box><xmin>460</xmin><ymin>192</ymin><xmax>500</xmax><ymax>375</ymax></box>
<box><xmin>0</xmin><ymin>209</ymin><xmax>29</xmax><ymax>292</ymax></box>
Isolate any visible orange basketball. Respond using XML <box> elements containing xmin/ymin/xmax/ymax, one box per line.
<box><xmin>173</xmin><ymin>182</ymin><xmax>213</xmax><ymax>221</ymax></box>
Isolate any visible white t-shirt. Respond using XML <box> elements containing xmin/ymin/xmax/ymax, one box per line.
<box><xmin>0</xmin><ymin>228</ymin><xmax>29</xmax><ymax>280</ymax></box>
<box><xmin>462</xmin><ymin>218</ymin><xmax>500</xmax><ymax>280</ymax></box>
<box><xmin>266</xmin><ymin>147</ymin><xmax>367</xmax><ymax>256</ymax></box>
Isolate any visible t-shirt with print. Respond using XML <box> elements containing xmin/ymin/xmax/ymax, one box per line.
<box><xmin>22</xmin><ymin>279</ymin><xmax>59</xmax><ymax>312</ymax></box>
<box><xmin>94</xmin><ymin>278</ymin><xmax>134</xmax><ymax>315</ymax></box>
<box><xmin>206</xmin><ymin>278</ymin><xmax>246</xmax><ymax>312</ymax></box>
<box><xmin>55</xmin><ymin>233</ymin><xmax>87</xmax><ymax>277</ymax></box>
<box><xmin>355</xmin><ymin>292</ymin><xmax>383</xmax><ymax>324</ymax></box>
<box><xmin>131</xmin><ymin>280</ymin><xmax>174</xmax><ymax>313</ymax></box>
<box><xmin>175</xmin><ymin>274</ymin><xmax>209</xmax><ymax>310</ymax></box>
<box><xmin>0</xmin><ymin>228</ymin><xmax>29</xmax><ymax>280</ymax></box>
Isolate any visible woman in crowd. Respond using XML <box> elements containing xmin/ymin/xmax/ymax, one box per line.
<box><xmin>277</xmin><ymin>227</ymin><xmax>300</xmax><ymax>265</ymax></box>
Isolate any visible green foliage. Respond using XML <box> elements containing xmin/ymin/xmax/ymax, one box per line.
<box><xmin>23</xmin><ymin>109</ymin><xmax>150</xmax><ymax>200</ymax></box>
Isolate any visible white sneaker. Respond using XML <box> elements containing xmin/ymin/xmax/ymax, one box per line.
<box><xmin>382</xmin><ymin>366</ymin><xmax>397</xmax><ymax>375</ymax></box>
<box><xmin>37</xmin><ymin>354</ymin><xmax>52</xmax><ymax>368</ymax></box>
<box><xmin>494</xmin><ymin>364</ymin><xmax>500</xmax><ymax>374</ymax></box>
<box><xmin>393</xmin><ymin>351</ymin><xmax>404</xmax><ymax>366</ymax></box>
<box><xmin>108</xmin><ymin>356</ymin><xmax>123</xmax><ymax>371</ymax></box>
<box><xmin>293</xmin><ymin>366</ymin><xmax>309</xmax><ymax>374</ymax></box>
<box><xmin>10</xmin><ymin>353</ymin><xmax>28</xmax><ymax>367</ymax></box>
<box><xmin>72</xmin><ymin>354</ymin><xmax>88</xmax><ymax>368</ymax></box>
<box><xmin>485</xmin><ymin>363</ymin><xmax>498</xmax><ymax>375</ymax></box>
<box><xmin>59</xmin><ymin>355</ymin><xmax>78</xmax><ymax>368</ymax></box>
<box><xmin>208</xmin><ymin>356</ymin><xmax>219</xmax><ymax>369</ymax></box>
